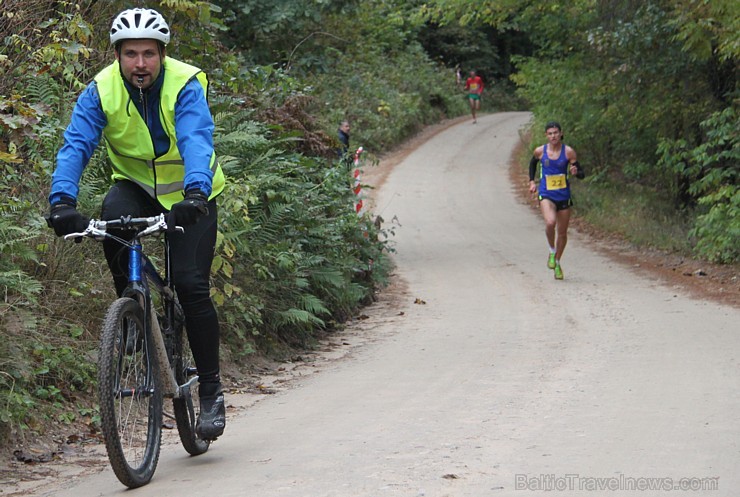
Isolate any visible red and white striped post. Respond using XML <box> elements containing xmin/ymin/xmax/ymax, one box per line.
<box><xmin>352</xmin><ymin>146</ymin><xmax>374</xmax><ymax>272</ymax></box>
<box><xmin>352</xmin><ymin>146</ymin><xmax>365</xmax><ymax>216</ymax></box>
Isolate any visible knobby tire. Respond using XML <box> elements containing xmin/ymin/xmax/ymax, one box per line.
<box><xmin>98</xmin><ymin>297</ymin><xmax>163</xmax><ymax>488</ymax></box>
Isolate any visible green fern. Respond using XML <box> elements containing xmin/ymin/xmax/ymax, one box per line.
<box><xmin>210</xmin><ymin>106</ymin><xmax>391</xmax><ymax>352</ymax></box>
<box><xmin>0</xmin><ymin>270</ymin><xmax>42</xmax><ymax>303</ymax></box>
<box><xmin>0</xmin><ymin>222</ymin><xmax>39</xmax><ymax>267</ymax></box>
<box><xmin>275</xmin><ymin>308</ymin><xmax>325</xmax><ymax>328</ymax></box>
<box><xmin>307</xmin><ymin>266</ymin><xmax>344</xmax><ymax>289</ymax></box>
<box><xmin>249</xmin><ymin>201</ymin><xmax>292</xmax><ymax>245</ymax></box>
<box><xmin>23</xmin><ymin>75</ymin><xmax>62</xmax><ymax>107</ymax></box>
<box><xmin>298</xmin><ymin>294</ymin><xmax>330</xmax><ymax>317</ymax></box>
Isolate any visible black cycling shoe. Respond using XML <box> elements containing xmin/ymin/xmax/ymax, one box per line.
<box><xmin>196</xmin><ymin>390</ymin><xmax>226</xmax><ymax>441</ymax></box>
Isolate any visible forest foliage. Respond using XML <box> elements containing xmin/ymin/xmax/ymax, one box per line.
<box><xmin>422</xmin><ymin>0</ymin><xmax>738</xmax><ymax>262</ymax></box>
<box><xmin>0</xmin><ymin>0</ymin><xmax>737</xmax><ymax>443</ymax></box>
<box><xmin>0</xmin><ymin>0</ymin><xmax>464</xmax><ymax>442</ymax></box>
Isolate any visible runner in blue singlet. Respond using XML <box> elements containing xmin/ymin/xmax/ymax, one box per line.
<box><xmin>528</xmin><ymin>121</ymin><xmax>585</xmax><ymax>280</ymax></box>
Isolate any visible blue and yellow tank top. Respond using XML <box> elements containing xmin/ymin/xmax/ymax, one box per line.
<box><xmin>538</xmin><ymin>144</ymin><xmax>571</xmax><ymax>201</ymax></box>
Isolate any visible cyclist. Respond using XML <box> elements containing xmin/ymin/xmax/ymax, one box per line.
<box><xmin>46</xmin><ymin>8</ymin><xmax>226</xmax><ymax>440</ymax></box>
<box><xmin>528</xmin><ymin>121</ymin><xmax>585</xmax><ymax>280</ymax></box>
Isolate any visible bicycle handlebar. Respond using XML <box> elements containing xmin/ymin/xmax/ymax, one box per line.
<box><xmin>63</xmin><ymin>213</ymin><xmax>183</xmax><ymax>241</ymax></box>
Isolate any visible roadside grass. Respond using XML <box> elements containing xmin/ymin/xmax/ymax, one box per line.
<box><xmin>572</xmin><ymin>180</ymin><xmax>694</xmax><ymax>254</ymax></box>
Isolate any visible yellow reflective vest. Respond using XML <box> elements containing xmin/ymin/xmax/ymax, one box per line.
<box><xmin>94</xmin><ymin>58</ymin><xmax>225</xmax><ymax>210</ymax></box>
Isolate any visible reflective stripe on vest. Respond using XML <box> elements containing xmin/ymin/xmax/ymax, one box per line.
<box><xmin>94</xmin><ymin>58</ymin><xmax>225</xmax><ymax>209</ymax></box>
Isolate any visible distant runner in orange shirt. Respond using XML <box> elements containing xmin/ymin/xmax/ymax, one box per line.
<box><xmin>464</xmin><ymin>70</ymin><xmax>484</xmax><ymax>123</ymax></box>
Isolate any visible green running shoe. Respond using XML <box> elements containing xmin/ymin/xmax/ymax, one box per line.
<box><xmin>547</xmin><ymin>253</ymin><xmax>556</xmax><ymax>269</ymax></box>
<box><xmin>554</xmin><ymin>263</ymin><xmax>564</xmax><ymax>280</ymax></box>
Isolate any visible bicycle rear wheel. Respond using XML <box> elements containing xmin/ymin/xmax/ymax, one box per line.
<box><xmin>171</xmin><ymin>306</ymin><xmax>210</xmax><ymax>455</ymax></box>
<box><xmin>98</xmin><ymin>297</ymin><xmax>163</xmax><ymax>488</ymax></box>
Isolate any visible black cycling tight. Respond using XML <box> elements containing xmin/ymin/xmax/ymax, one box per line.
<box><xmin>101</xmin><ymin>180</ymin><xmax>221</xmax><ymax>385</ymax></box>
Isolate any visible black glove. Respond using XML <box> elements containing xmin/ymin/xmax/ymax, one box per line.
<box><xmin>168</xmin><ymin>189</ymin><xmax>209</xmax><ymax>229</ymax></box>
<box><xmin>45</xmin><ymin>197</ymin><xmax>89</xmax><ymax>237</ymax></box>
<box><xmin>572</xmin><ymin>161</ymin><xmax>586</xmax><ymax>179</ymax></box>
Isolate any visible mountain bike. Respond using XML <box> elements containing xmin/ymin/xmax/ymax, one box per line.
<box><xmin>65</xmin><ymin>214</ymin><xmax>209</xmax><ymax>488</ymax></box>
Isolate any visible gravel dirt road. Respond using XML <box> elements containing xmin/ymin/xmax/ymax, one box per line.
<box><xmin>14</xmin><ymin>112</ymin><xmax>740</xmax><ymax>496</ymax></box>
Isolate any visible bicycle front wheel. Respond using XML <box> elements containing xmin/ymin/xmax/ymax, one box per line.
<box><xmin>98</xmin><ymin>297</ymin><xmax>163</xmax><ymax>488</ymax></box>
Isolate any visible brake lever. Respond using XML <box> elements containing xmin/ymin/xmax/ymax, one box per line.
<box><xmin>63</xmin><ymin>220</ymin><xmax>108</xmax><ymax>242</ymax></box>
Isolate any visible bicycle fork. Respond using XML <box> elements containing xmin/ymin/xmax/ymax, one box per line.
<box><xmin>148</xmin><ymin>302</ymin><xmax>188</xmax><ymax>398</ymax></box>
<box><xmin>128</xmin><ymin>238</ymin><xmax>197</xmax><ymax>400</ymax></box>
<box><xmin>148</xmin><ymin>302</ymin><xmax>201</xmax><ymax>433</ymax></box>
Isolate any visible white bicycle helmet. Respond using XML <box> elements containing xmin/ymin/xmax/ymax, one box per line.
<box><xmin>110</xmin><ymin>8</ymin><xmax>171</xmax><ymax>45</ymax></box>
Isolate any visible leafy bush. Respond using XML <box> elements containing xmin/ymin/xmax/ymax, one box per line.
<box><xmin>692</xmin><ymin>187</ymin><xmax>739</xmax><ymax>264</ymax></box>
<box><xmin>311</xmin><ymin>44</ymin><xmax>466</xmax><ymax>153</ymax></box>
<box><xmin>213</xmin><ymin>111</ymin><xmax>391</xmax><ymax>357</ymax></box>
<box><xmin>657</xmin><ymin>107</ymin><xmax>739</xmax><ymax>263</ymax></box>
